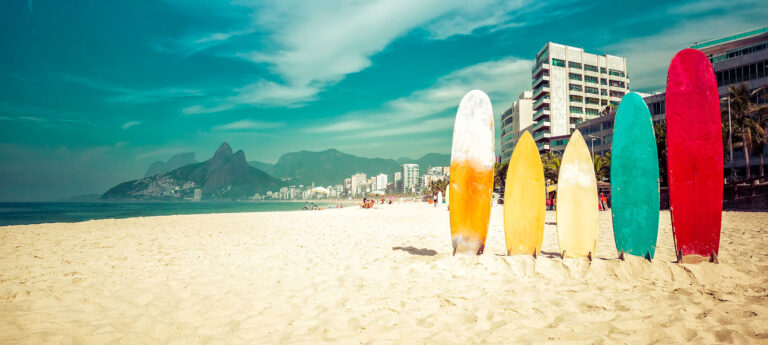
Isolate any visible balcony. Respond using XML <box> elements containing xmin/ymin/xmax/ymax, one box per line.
<box><xmin>531</xmin><ymin>63</ymin><xmax>549</xmax><ymax>77</ymax></box>
<box><xmin>533</xmin><ymin>130</ymin><xmax>550</xmax><ymax>142</ymax></box>
<box><xmin>533</xmin><ymin>97</ymin><xmax>550</xmax><ymax>110</ymax></box>
<box><xmin>533</xmin><ymin>120</ymin><xmax>550</xmax><ymax>132</ymax></box>
<box><xmin>532</xmin><ymin>86</ymin><xmax>550</xmax><ymax>100</ymax></box>
<box><xmin>533</xmin><ymin>108</ymin><xmax>550</xmax><ymax>122</ymax></box>
<box><xmin>569</xmin><ymin>100</ymin><xmax>584</xmax><ymax>108</ymax></box>
<box><xmin>536</xmin><ymin>142</ymin><xmax>550</xmax><ymax>152</ymax></box>
<box><xmin>532</xmin><ymin>74</ymin><xmax>550</xmax><ymax>88</ymax></box>
<box><xmin>568</xmin><ymin>89</ymin><xmax>584</xmax><ymax>97</ymax></box>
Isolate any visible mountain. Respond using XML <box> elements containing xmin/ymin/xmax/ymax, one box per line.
<box><xmin>266</xmin><ymin>149</ymin><xmax>450</xmax><ymax>186</ymax></box>
<box><xmin>248</xmin><ymin>160</ymin><xmax>273</xmax><ymax>172</ymax></box>
<box><xmin>103</xmin><ymin>143</ymin><xmax>282</xmax><ymax>200</ymax></box>
<box><xmin>144</xmin><ymin>152</ymin><xmax>197</xmax><ymax>177</ymax></box>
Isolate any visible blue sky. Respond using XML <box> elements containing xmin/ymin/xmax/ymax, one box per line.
<box><xmin>1</xmin><ymin>0</ymin><xmax>766</xmax><ymax>200</ymax></box>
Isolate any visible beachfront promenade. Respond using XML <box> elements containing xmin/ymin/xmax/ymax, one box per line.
<box><xmin>1</xmin><ymin>204</ymin><xmax>767</xmax><ymax>344</ymax></box>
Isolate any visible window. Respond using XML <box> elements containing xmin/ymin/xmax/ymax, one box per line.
<box><xmin>584</xmin><ymin>76</ymin><xmax>598</xmax><ymax>84</ymax></box>
<box><xmin>609</xmin><ymin>69</ymin><xmax>625</xmax><ymax>77</ymax></box>
<box><xmin>600</xmin><ymin>89</ymin><xmax>608</xmax><ymax>96</ymax></box>
<box><xmin>586</xmin><ymin>97</ymin><xmax>600</xmax><ymax>105</ymax></box>
<box><xmin>601</xmin><ymin>78</ymin><xmax>607</xmax><ymax>85</ymax></box>
<box><xmin>569</xmin><ymin>73</ymin><xmax>582</xmax><ymax>81</ymax></box>
<box><xmin>569</xmin><ymin>84</ymin><xmax>582</xmax><ymax>92</ymax></box>
<box><xmin>609</xmin><ymin>80</ymin><xmax>626</xmax><ymax>88</ymax></box>
<box><xmin>585</xmin><ymin>87</ymin><xmax>599</xmax><ymax>95</ymax></box>
<box><xmin>570</xmin><ymin>106</ymin><xmax>583</xmax><ymax>114</ymax></box>
<box><xmin>586</xmin><ymin>108</ymin><xmax>600</xmax><ymax>116</ymax></box>
<box><xmin>569</xmin><ymin>61</ymin><xmax>582</xmax><ymax>69</ymax></box>
<box><xmin>610</xmin><ymin>91</ymin><xmax>625</xmax><ymax>98</ymax></box>
<box><xmin>584</xmin><ymin>64</ymin><xmax>598</xmax><ymax>72</ymax></box>
<box><xmin>570</xmin><ymin>95</ymin><xmax>583</xmax><ymax>102</ymax></box>
<box><xmin>600</xmin><ymin>67</ymin><xmax>606</xmax><ymax>73</ymax></box>
<box><xmin>601</xmin><ymin>99</ymin><xmax>608</xmax><ymax>105</ymax></box>
<box><xmin>552</xmin><ymin>58</ymin><xmax>566</xmax><ymax>67</ymax></box>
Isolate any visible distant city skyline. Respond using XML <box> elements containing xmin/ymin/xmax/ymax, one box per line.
<box><xmin>1</xmin><ymin>0</ymin><xmax>767</xmax><ymax>200</ymax></box>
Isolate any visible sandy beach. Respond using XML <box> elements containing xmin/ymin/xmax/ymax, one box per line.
<box><xmin>1</xmin><ymin>203</ymin><xmax>767</xmax><ymax>344</ymax></box>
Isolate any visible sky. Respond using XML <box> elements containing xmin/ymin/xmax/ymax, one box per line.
<box><xmin>0</xmin><ymin>0</ymin><xmax>766</xmax><ymax>201</ymax></box>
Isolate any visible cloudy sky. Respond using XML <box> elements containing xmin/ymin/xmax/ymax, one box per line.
<box><xmin>1</xmin><ymin>0</ymin><xmax>766</xmax><ymax>200</ymax></box>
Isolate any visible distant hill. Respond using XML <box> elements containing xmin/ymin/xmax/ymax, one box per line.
<box><xmin>144</xmin><ymin>152</ymin><xmax>197</xmax><ymax>177</ymax></box>
<box><xmin>103</xmin><ymin>143</ymin><xmax>282</xmax><ymax>200</ymax></box>
<box><xmin>248</xmin><ymin>160</ymin><xmax>273</xmax><ymax>172</ymax></box>
<box><xmin>266</xmin><ymin>149</ymin><xmax>450</xmax><ymax>186</ymax></box>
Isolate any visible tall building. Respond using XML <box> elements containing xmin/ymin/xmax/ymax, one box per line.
<box><xmin>350</xmin><ymin>173</ymin><xmax>366</xmax><ymax>196</ymax></box>
<box><xmin>376</xmin><ymin>173</ymin><xmax>388</xmax><ymax>191</ymax></box>
<box><xmin>400</xmin><ymin>164</ymin><xmax>419</xmax><ymax>193</ymax></box>
<box><xmin>500</xmin><ymin>91</ymin><xmax>534</xmax><ymax>162</ymax></box>
<box><xmin>531</xmin><ymin>42</ymin><xmax>629</xmax><ymax>152</ymax></box>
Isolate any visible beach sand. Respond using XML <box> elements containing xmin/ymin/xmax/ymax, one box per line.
<box><xmin>1</xmin><ymin>204</ymin><xmax>767</xmax><ymax>344</ymax></box>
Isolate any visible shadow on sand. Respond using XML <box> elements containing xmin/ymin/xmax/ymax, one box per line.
<box><xmin>393</xmin><ymin>246</ymin><xmax>437</xmax><ymax>256</ymax></box>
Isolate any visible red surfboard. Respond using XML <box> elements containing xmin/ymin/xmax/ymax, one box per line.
<box><xmin>665</xmin><ymin>48</ymin><xmax>723</xmax><ymax>263</ymax></box>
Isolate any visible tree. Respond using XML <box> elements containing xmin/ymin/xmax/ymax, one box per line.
<box><xmin>593</xmin><ymin>152</ymin><xmax>611</xmax><ymax>181</ymax></box>
<box><xmin>723</xmin><ymin>84</ymin><xmax>768</xmax><ymax>180</ymax></box>
<box><xmin>654</xmin><ymin>123</ymin><xmax>667</xmax><ymax>187</ymax></box>
<box><xmin>751</xmin><ymin>84</ymin><xmax>768</xmax><ymax>177</ymax></box>
<box><xmin>541</xmin><ymin>151</ymin><xmax>561</xmax><ymax>183</ymax></box>
<box><xmin>493</xmin><ymin>161</ymin><xmax>509</xmax><ymax>191</ymax></box>
<box><xmin>423</xmin><ymin>179</ymin><xmax>448</xmax><ymax>196</ymax></box>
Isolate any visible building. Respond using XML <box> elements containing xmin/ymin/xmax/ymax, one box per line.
<box><xmin>350</xmin><ymin>173</ymin><xmax>366</xmax><ymax>197</ymax></box>
<box><xmin>531</xmin><ymin>42</ymin><xmax>629</xmax><ymax>152</ymax></box>
<box><xmin>193</xmin><ymin>188</ymin><xmax>202</xmax><ymax>201</ymax></box>
<box><xmin>394</xmin><ymin>171</ymin><xmax>402</xmax><ymax>192</ymax></box>
<box><xmin>376</xmin><ymin>173</ymin><xmax>388</xmax><ymax>191</ymax></box>
<box><xmin>500</xmin><ymin>91</ymin><xmax>534</xmax><ymax>162</ymax></box>
<box><xmin>400</xmin><ymin>164</ymin><xmax>419</xmax><ymax>193</ymax></box>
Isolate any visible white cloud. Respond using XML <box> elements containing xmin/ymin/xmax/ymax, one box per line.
<box><xmin>59</xmin><ymin>74</ymin><xmax>205</xmax><ymax>104</ymax></box>
<box><xmin>308</xmin><ymin>57</ymin><xmax>533</xmax><ymax>138</ymax></box>
<box><xmin>213</xmin><ymin>119</ymin><xmax>283</xmax><ymax>131</ymax></box>
<box><xmin>605</xmin><ymin>1</ymin><xmax>768</xmax><ymax>91</ymax></box>
<box><xmin>167</xmin><ymin>0</ymin><xmax>582</xmax><ymax>111</ymax></box>
<box><xmin>121</xmin><ymin>121</ymin><xmax>141</xmax><ymax>130</ymax></box>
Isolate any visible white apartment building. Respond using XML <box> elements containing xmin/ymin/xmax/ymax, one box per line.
<box><xmin>350</xmin><ymin>173</ymin><xmax>366</xmax><ymax>196</ymax></box>
<box><xmin>376</xmin><ymin>173</ymin><xmax>388</xmax><ymax>191</ymax></box>
<box><xmin>531</xmin><ymin>42</ymin><xmax>629</xmax><ymax>152</ymax></box>
<box><xmin>400</xmin><ymin>164</ymin><xmax>419</xmax><ymax>193</ymax></box>
<box><xmin>500</xmin><ymin>91</ymin><xmax>534</xmax><ymax>162</ymax></box>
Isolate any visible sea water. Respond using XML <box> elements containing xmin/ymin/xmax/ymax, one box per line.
<box><xmin>0</xmin><ymin>201</ymin><xmax>315</xmax><ymax>226</ymax></box>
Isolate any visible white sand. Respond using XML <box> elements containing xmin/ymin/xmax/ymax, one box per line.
<box><xmin>1</xmin><ymin>204</ymin><xmax>767</xmax><ymax>344</ymax></box>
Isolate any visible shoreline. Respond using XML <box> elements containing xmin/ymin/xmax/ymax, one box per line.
<box><xmin>1</xmin><ymin>203</ymin><xmax>766</xmax><ymax>344</ymax></box>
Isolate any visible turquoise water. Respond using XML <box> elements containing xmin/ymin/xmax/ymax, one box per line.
<box><xmin>0</xmin><ymin>201</ymin><xmax>317</xmax><ymax>226</ymax></box>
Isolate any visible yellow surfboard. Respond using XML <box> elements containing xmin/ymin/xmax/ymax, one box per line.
<box><xmin>503</xmin><ymin>131</ymin><xmax>545</xmax><ymax>256</ymax></box>
<box><xmin>556</xmin><ymin>130</ymin><xmax>599</xmax><ymax>258</ymax></box>
<box><xmin>449</xmin><ymin>90</ymin><xmax>494</xmax><ymax>255</ymax></box>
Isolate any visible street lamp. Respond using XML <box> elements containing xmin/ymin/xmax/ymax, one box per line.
<box><xmin>720</xmin><ymin>96</ymin><xmax>734</xmax><ymax>182</ymax></box>
<box><xmin>587</xmin><ymin>135</ymin><xmax>598</xmax><ymax>158</ymax></box>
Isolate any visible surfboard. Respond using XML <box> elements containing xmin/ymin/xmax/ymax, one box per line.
<box><xmin>665</xmin><ymin>48</ymin><xmax>723</xmax><ymax>264</ymax></box>
<box><xmin>611</xmin><ymin>92</ymin><xmax>660</xmax><ymax>260</ymax></box>
<box><xmin>437</xmin><ymin>191</ymin><xmax>443</xmax><ymax>205</ymax></box>
<box><xmin>449</xmin><ymin>90</ymin><xmax>494</xmax><ymax>255</ymax></box>
<box><xmin>503</xmin><ymin>131</ymin><xmax>545</xmax><ymax>256</ymax></box>
<box><xmin>556</xmin><ymin>130</ymin><xmax>598</xmax><ymax>258</ymax></box>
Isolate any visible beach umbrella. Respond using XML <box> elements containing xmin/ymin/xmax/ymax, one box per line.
<box><xmin>311</xmin><ymin>187</ymin><xmax>330</xmax><ymax>194</ymax></box>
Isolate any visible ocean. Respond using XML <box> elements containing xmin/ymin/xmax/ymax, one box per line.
<box><xmin>0</xmin><ymin>201</ymin><xmax>328</xmax><ymax>226</ymax></box>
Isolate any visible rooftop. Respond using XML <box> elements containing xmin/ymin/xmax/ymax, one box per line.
<box><xmin>690</xmin><ymin>26</ymin><xmax>768</xmax><ymax>49</ymax></box>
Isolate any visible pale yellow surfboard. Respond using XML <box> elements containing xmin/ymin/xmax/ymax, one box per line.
<box><xmin>504</xmin><ymin>131</ymin><xmax>545</xmax><ymax>256</ymax></box>
<box><xmin>556</xmin><ymin>130</ymin><xmax>599</xmax><ymax>258</ymax></box>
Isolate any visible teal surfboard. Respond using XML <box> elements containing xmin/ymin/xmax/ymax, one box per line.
<box><xmin>610</xmin><ymin>92</ymin><xmax>660</xmax><ymax>260</ymax></box>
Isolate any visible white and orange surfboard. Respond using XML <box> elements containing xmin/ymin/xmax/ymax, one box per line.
<box><xmin>449</xmin><ymin>90</ymin><xmax>494</xmax><ymax>255</ymax></box>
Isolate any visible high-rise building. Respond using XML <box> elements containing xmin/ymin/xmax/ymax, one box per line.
<box><xmin>500</xmin><ymin>91</ymin><xmax>534</xmax><ymax>162</ymax></box>
<box><xmin>376</xmin><ymin>173</ymin><xmax>388</xmax><ymax>191</ymax></box>
<box><xmin>531</xmin><ymin>42</ymin><xmax>629</xmax><ymax>152</ymax></box>
<box><xmin>400</xmin><ymin>164</ymin><xmax>419</xmax><ymax>193</ymax></box>
<box><xmin>350</xmin><ymin>173</ymin><xmax>366</xmax><ymax>196</ymax></box>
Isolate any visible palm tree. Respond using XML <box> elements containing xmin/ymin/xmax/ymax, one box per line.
<box><xmin>751</xmin><ymin>84</ymin><xmax>768</xmax><ymax>178</ymax></box>
<box><xmin>723</xmin><ymin>84</ymin><xmax>768</xmax><ymax>180</ymax></box>
<box><xmin>493</xmin><ymin>161</ymin><xmax>509</xmax><ymax>191</ymax></box>
<box><xmin>541</xmin><ymin>151</ymin><xmax>561</xmax><ymax>183</ymax></box>
<box><xmin>654</xmin><ymin>123</ymin><xmax>667</xmax><ymax>186</ymax></box>
<box><xmin>593</xmin><ymin>152</ymin><xmax>611</xmax><ymax>181</ymax></box>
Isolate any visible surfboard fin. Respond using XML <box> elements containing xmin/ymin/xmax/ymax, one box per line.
<box><xmin>619</xmin><ymin>251</ymin><xmax>625</xmax><ymax>261</ymax></box>
<box><xmin>561</xmin><ymin>250</ymin><xmax>566</xmax><ymax>259</ymax></box>
<box><xmin>587</xmin><ymin>251</ymin><xmax>593</xmax><ymax>262</ymax></box>
<box><xmin>710</xmin><ymin>250</ymin><xmax>719</xmax><ymax>264</ymax></box>
<box><xmin>645</xmin><ymin>252</ymin><xmax>652</xmax><ymax>263</ymax></box>
<box><xmin>532</xmin><ymin>248</ymin><xmax>537</xmax><ymax>259</ymax></box>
